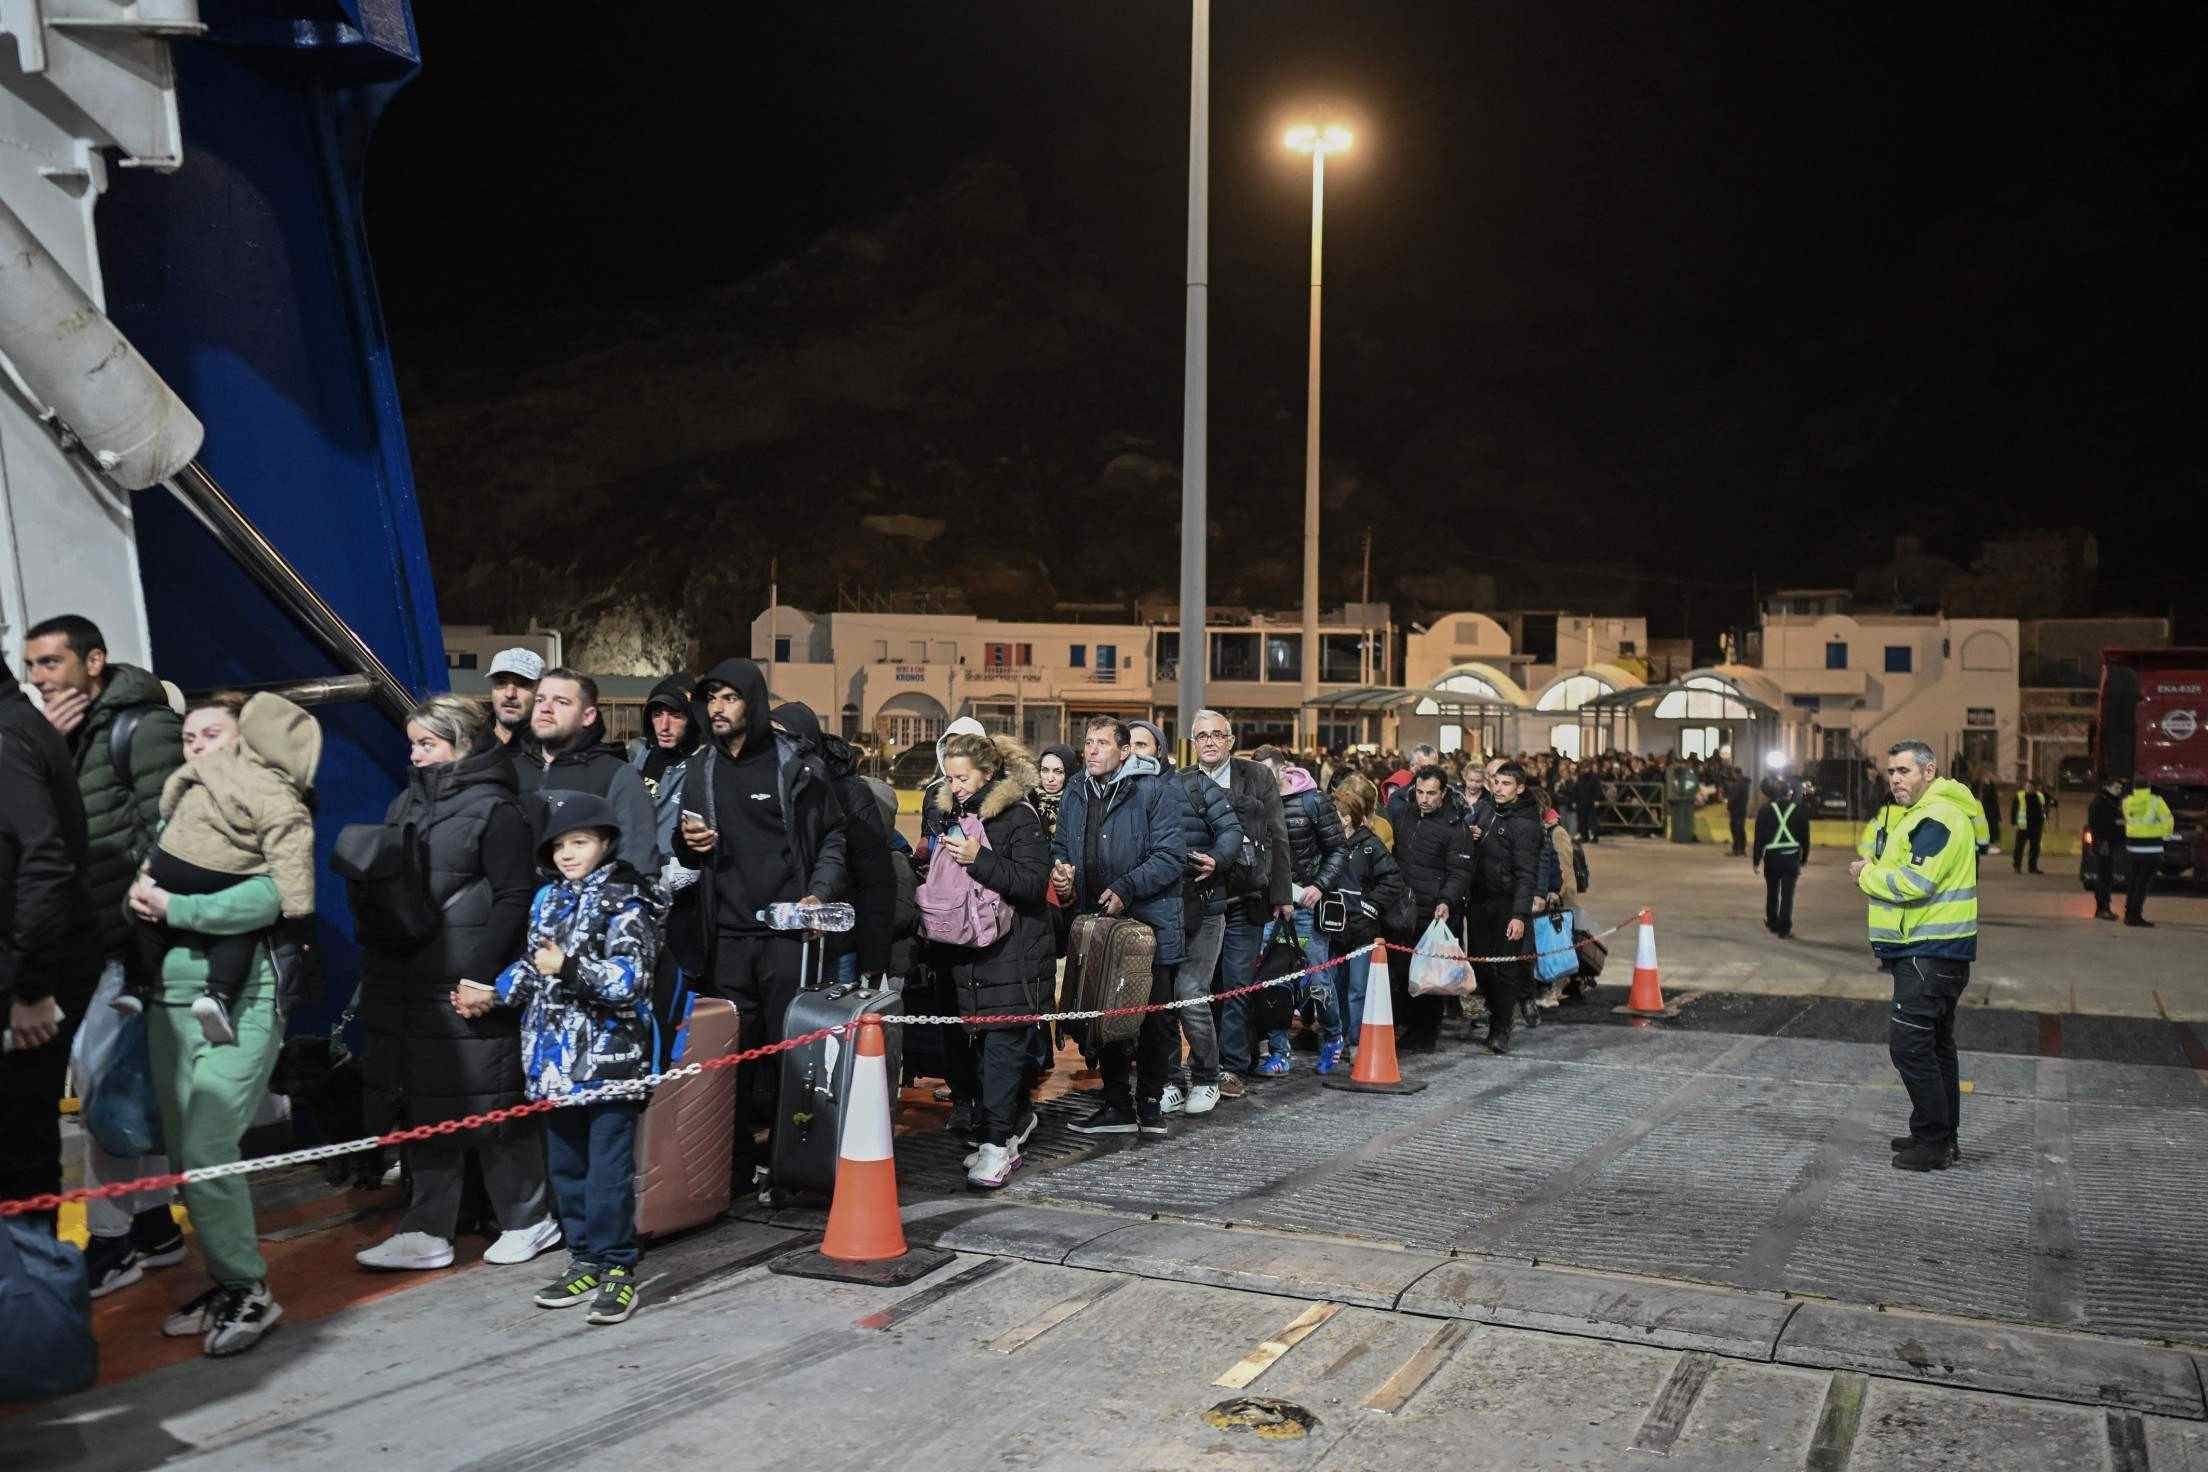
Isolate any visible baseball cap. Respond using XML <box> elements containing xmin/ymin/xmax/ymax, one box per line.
<box><xmin>488</xmin><ymin>648</ymin><xmax>545</xmax><ymax>682</ymax></box>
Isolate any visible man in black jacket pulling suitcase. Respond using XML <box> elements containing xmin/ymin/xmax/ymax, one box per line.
<box><xmin>1052</xmin><ymin>717</ymin><xmax>1190</xmax><ymax>1139</ymax></box>
<box><xmin>670</xmin><ymin>658</ymin><xmax>848</xmax><ymax>1198</ymax></box>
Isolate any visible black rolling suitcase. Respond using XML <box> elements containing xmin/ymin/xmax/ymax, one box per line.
<box><xmin>771</xmin><ymin>936</ymin><xmax>905</xmax><ymax>1199</ymax></box>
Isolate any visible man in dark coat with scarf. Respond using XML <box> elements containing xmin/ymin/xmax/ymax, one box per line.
<box><xmin>773</xmin><ymin>701</ymin><xmax>897</xmax><ymax>986</ymax></box>
<box><xmin>671</xmin><ymin>659</ymin><xmax>848</xmax><ymax>1194</ymax></box>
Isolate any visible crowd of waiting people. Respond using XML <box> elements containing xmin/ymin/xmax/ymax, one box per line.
<box><xmin>3</xmin><ymin>623</ymin><xmax>1614</xmax><ymax>1363</ymax></box>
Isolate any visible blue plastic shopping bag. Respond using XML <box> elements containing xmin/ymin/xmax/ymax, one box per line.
<box><xmin>1533</xmin><ymin>910</ymin><xmax>1580</xmax><ymax>984</ymax></box>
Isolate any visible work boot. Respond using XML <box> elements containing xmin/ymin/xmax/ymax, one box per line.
<box><xmin>2094</xmin><ymin>910</ymin><xmax>2117</xmax><ymax>921</ymax></box>
<box><xmin>2125</xmin><ymin>918</ymin><xmax>2155</xmax><ymax>928</ymax></box>
<box><xmin>1890</xmin><ymin>1135</ymin><xmax>1962</xmax><ymax>1163</ymax></box>
<box><xmin>1891</xmin><ymin>1139</ymin><xmax>1955</xmax><ymax>1172</ymax></box>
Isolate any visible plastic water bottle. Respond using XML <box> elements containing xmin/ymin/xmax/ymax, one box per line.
<box><xmin>756</xmin><ymin>901</ymin><xmax>856</xmax><ymax>932</ymax></box>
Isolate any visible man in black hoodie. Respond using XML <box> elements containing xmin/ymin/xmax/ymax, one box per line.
<box><xmin>773</xmin><ymin>701</ymin><xmax>896</xmax><ymax>985</ymax></box>
<box><xmin>0</xmin><ymin>663</ymin><xmax>98</xmax><ymax>1229</ymax></box>
<box><xmin>512</xmin><ymin>667</ymin><xmax>660</xmax><ymax>874</ymax></box>
<box><xmin>671</xmin><ymin>659</ymin><xmax>848</xmax><ymax>1191</ymax></box>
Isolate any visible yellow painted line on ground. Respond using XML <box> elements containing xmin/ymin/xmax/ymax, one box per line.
<box><xmin>1365</xmin><ymin>1320</ymin><xmax>1474</xmax><ymax>1414</ymax></box>
<box><xmin>987</xmin><ymin>1275</ymin><xmax>1130</xmax><ymax>1354</ymax></box>
<box><xmin>1212</xmin><ymin>1301</ymin><xmax>1343</xmax><ymax>1389</ymax></box>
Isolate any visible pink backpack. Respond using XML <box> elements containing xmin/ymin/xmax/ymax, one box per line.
<box><xmin>918</xmin><ymin>814</ymin><xmax>1013</xmax><ymax>947</ymax></box>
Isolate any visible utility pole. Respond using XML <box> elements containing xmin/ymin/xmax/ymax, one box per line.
<box><xmin>1360</xmin><ymin>526</ymin><xmax>1373</xmax><ymax>684</ymax></box>
<box><xmin>1174</xmin><ymin>0</ymin><xmax>1210</xmax><ymax>760</ymax></box>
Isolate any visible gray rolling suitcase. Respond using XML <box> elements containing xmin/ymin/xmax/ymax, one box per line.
<box><xmin>770</xmin><ymin>937</ymin><xmax>905</xmax><ymax>1199</ymax></box>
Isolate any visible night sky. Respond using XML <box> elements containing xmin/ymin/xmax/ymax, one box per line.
<box><xmin>368</xmin><ymin>3</ymin><xmax>2206</xmax><ymax>649</ymax></box>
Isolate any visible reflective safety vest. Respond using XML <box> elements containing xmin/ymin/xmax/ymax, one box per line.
<box><xmin>1858</xmin><ymin>804</ymin><xmax>1903</xmax><ymax>861</ymax></box>
<box><xmin>1766</xmin><ymin>802</ymin><xmax>1801</xmax><ymax>854</ymax></box>
<box><xmin>2122</xmin><ymin>788</ymin><xmax>2175</xmax><ymax>851</ymax></box>
<box><xmin>1859</xmin><ymin>792</ymin><xmax>1978</xmax><ymax>954</ymax></box>
<box><xmin>1929</xmin><ymin>776</ymin><xmax>1990</xmax><ymax>847</ymax></box>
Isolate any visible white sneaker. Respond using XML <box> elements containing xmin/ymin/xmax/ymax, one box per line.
<box><xmin>483</xmin><ymin>1217</ymin><xmax>563</xmax><ymax>1266</ymax></box>
<box><xmin>355</xmin><ymin>1231</ymin><xmax>456</xmax><ymax>1271</ymax></box>
<box><xmin>162</xmin><ymin>1285</ymin><xmax>227</xmax><ymax>1338</ymax></box>
<box><xmin>966</xmin><ymin>1110</ymin><xmax>1042</xmax><ymax>1168</ymax></box>
<box><xmin>110</xmin><ymin>992</ymin><xmax>145</xmax><ymax>1016</ymax></box>
<box><xmin>1157</xmin><ymin>1084</ymin><xmax>1188</xmax><ymax>1116</ymax></box>
<box><xmin>1185</xmin><ymin>1083</ymin><xmax>1221</xmax><ymax>1116</ymax></box>
<box><xmin>202</xmin><ymin>1282</ymin><xmax>282</xmax><ymax>1358</ymax></box>
<box><xmin>192</xmin><ymin>994</ymin><xmax>237</xmax><ymax>1046</ymax></box>
<box><xmin>966</xmin><ymin>1141</ymin><xmax>1020</xmax><ymax>1190</ymax></box>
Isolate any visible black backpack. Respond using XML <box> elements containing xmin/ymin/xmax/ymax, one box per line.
<box><xmin>1572</xmin><ymin>841</ymin><xmax>1591</xmax><ymax>893</ymax></box>
<box><xmin>331</xmin><ymin>820</ymin><xmax>441</xmax><ymax>951</ymax></box>
<box><xmin>1221</xmin><ymin>770</ymin><xmax>1276</xmax><ymax>898</ymax></box>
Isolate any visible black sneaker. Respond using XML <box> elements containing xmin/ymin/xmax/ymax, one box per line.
<box><xmin>1891</xmin><ymin>1135</ymin><xmax>1961</xmax><ymax>1163</ymax></box>
<box><xmin>586</xmin><ymin>1266</ymin><xmax>639</xmax><ymax>1325</ymax></box>
<box><xmin>84</xmin><ymin>1235</ymin><xmax>145</xmax><ymax>1299</ymax></box>
<box><xmin>1067</xmin><ymin>1102</ymin><xmax>1137</xmax><ymax>1135</ymax></box>
<box><xmin>1892</xmin><ymin>1139</ymin><xmax>1954</xmax><ymax>1172</ymax></box>
<box><xmin>2125</xmin><ymin>918</ymin><xmax>2155</xmax><ymax>928</ymax></box>
<box><xmin>1136</xmin><ymin>1106</ymin><xmax>1169</xmax><ymax>1138</ymax></box>
<box><xmin>534</xmin><ymin>1260</ymin><xmax>602</xmax><ymax>1309</ymax></box>
<box><xmin>130</xmin><ymin>1214</ymin><xmax>188</xmax><ymax>1270</ymax></box>
<box><xmin>202</xmin><ymin>1282</ymin><xmax>283</xmax><ymax>1357</ymax></box>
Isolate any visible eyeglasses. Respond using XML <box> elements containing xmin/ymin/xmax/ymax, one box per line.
<box><xmin>1193</xmin><ymin>731</ymin><xmax>1232</xmax><ymax>742</ymax></box>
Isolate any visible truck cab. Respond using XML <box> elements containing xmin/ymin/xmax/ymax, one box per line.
<box><xmin>2081</xmin><ymin>649</ymin><xmax>2207</xmax><ymax>889</ymax></box>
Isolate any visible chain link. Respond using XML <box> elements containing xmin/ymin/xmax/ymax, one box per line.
<box><xmin>2</xmin><ymin>910</ymin><xmax>1649</xmax><ymax>1217</ymax></box>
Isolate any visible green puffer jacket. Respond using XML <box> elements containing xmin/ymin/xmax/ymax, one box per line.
<box><xmin>73</xmin><ymin>663</ymin><xmax>184</xmax><ymax>962</ymax></box>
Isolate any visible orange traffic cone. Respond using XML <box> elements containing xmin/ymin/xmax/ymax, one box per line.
<box><xmin>771</xmin><ymin>1014</ymin><xmax>952</xmax><ymax>1285</ymax></box>
<box><xmin>1322</xmin><ymin>948</ymin><xmax>1430</xmax><ymax>1095</ymax></box>
<box><xmin>1614</xmin><ymin>908</ymin><xmax>1681</xmax><ymax>1018</ymax></box>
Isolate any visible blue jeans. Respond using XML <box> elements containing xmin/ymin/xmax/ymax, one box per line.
<box><xmin>1265</xmin><ymin>909</ymin><xmax>1340</xmax><ymax>1053</ymax></box>
<box><xmin>831</xmin><ymin>951</ymin><xmax>859</xmax><ymax>985</ymax></box>
<box><xmin>1341</xmin><ymin>948</ymin><xmax>1373</xmax><ymax>1034</ymax></box>
<box><xmin>545</xmin><ymin>1099</ymin><xmax>642</xmax><ymax>1270</ymax></box>
<box><xmin>1215</xmin><ymin>915</ymin><xmax>1264</xmax><ymax>1077</ymax></box>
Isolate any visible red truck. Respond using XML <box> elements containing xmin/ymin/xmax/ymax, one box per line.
<box><xmin>2082</xmin><ymin>648</ymin><xmax>2208</xmax><ymax>887</ymax></box>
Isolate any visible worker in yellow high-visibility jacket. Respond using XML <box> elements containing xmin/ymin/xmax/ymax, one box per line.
<box><xmin>1851</xmin><ymin>739</ymin><xmax>1978</xmax><ymax>1172</ymax></box>
<box><xmin>2120</xmin><ymin>781</ymin><xmax>2175</xmax><ymax>927</ymax></box>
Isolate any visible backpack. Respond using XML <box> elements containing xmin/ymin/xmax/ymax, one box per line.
<box><xmin>331</xmin><ymin>819</ymin><xmax>442</xmax><ymax>951</ymax></box>
<box><xmin>916</xmin><ymin>814</ymin><xmax>1012</xmax><ymax>948</ymax></box>
<box><xmin>1222</xmin><ymin>768</ymin><xmax>1276</xmax><ymax>896</ymax></box>
<box><xmin>106</xmin><ymin>704</ymin><xmax>163</xmax><ymax>856</ymax></box>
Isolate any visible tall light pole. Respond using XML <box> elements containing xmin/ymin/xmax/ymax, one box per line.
<box><xmin>1176</xmin><ymin>0</ymin><xmax>1210</xmax><ymax>757</ymax></box>
<box><xmin>1287</xmin><ymin>122</ymin><xmax>1351</xmax><ymax>750</ymax></box>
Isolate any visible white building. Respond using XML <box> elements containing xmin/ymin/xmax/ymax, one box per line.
<box><xmin>1750</xmin><ymin>590</ymin><xmax>2018</xmax><ymax>776</ymax></box>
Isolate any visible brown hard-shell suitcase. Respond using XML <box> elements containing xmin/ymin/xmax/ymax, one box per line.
<box><xmin>633</xmin><ymin>997</ymin><xmax>739</xmax><ymax>1238</ymax></box>
<box><xmin>1066</xmin><ymin>913</ymin><xmax>1155</xmax><ymax>1048</ymax></box>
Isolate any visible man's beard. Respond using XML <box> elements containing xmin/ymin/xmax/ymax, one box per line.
<box><xmin>495</xmin><ymin>706</ymin><xmax>528</xmax><ymax>730</ymax></box>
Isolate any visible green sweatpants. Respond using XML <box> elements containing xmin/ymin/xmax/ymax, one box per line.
<box><xmin>149</xmin><ymin>994</ymin><xmax>283</xmax><ymax>1288</ymax></box>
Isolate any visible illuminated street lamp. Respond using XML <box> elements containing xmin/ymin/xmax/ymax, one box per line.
<box><xmin>1287</xmin><ymin>122</ymin><xmax>1351</xmax><ymax>747</ymax></box>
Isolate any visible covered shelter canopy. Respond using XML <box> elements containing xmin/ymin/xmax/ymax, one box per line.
<box><xmin>1305</xmin><ymin>684</ymin><xmax>1521</xmax><ymax>757</ymax></box>
<box><xmin>1577</xmin><ymin>668</ymin><xmax>1789</xmax><ymax>765</ymax></box>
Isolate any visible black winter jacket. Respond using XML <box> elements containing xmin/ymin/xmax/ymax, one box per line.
<box><xmin>1049</xmin><ymin>753</ymin><xmax>1190</xmax><ymax>966</ymax></box>
<box><xmin>1397</xmin><ymin>796</ymin><xmax>1476</xmax><ymax>917</ymax></box>
<box><xmin>775</xmin><ymin>702</ymin><xmax>897</xmax><ymax>978</ymax></box>
<box><xmin>1200</xmin><ymin>757</ymin><xmax>1292</xmax><ymax>912</ymax></box>
<box><xmin>359</xmin><ymin>742</ymin><xmax>536</xmax><ymax>1127</ymax></box>
<box><xmin>512</xmin><ymin>714</ymin><xmax>661</xmax><ymax>876</ymax></box>
<box><xmin>1175</xmin><ymin>767</ymin><xmax>1246</xmax><ymax>925</ymax></box>
<box><xmin>670</xmin><ymin>660</ymin><xmax>848</xmax><ymax>976</ymax></box>
<box><xmin>931</xmin><ymin>745</ymin><xmax>1054</xmax><ymax>1028</ymax></box>
<box><xmin>1330</xmin><ymin>826</ymin><xmax>1407</xmax><ymax>946</ymax></box>
<box><xmin>1473</xmin><ymin>793</ymin><xmax>1543</xmax><ymax>920</ymax></box>
<box><xmin>1278</xmin><ymin>773</ymin><xmax>1347</xmax><ymax>890</ymax></box>
<box><xmin>0</xmin><ymin>667</ymin><xmax>96</xmax><ymax>1009</ymax></box>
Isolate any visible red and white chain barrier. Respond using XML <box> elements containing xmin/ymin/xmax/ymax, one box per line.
<box><xmin>0</xmin><ymin>910</ymin><xmax>1647</xmax><ymax>1218</ymax></box>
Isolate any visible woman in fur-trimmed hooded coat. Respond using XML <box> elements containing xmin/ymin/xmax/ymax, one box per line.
<box><xmin>929</xmin><ymin>731</ymin><xmax>1053</xmax><ymax>1159</ymax></box>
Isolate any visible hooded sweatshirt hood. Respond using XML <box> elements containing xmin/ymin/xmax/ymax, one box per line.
<box><xmin>237</xmin><ymin>691</ymin><xmax>322</xmax><ymax>792</ymax></box>
<box><xmin>1127</xmin><ymin>720</ymin><xmax>1168</xmax><ymax>765</ymax></box>
<box><xmin>641</xmin><ymin>674</ymin><xmax>700</xmax><ymax>759</ymax></box>
<box><xmin>772</xmin><ymin>700</ymin><xmax>861</xmax><ymax>779</ymax></box>
<box><xmin>1275</xmin><ymin>762</ymin><xmax>1317</xmax><ymax>798</ymax></box>
<box><xmin>1090</xmin><ymin>749</ymin><xmax>1161</xmax><ymax>795</ymax></box>
<box><xmin>935</xmin><ymin>716</ymin><xmax>987</xmax><ymax>774</ymax></box>
<box><xmin>695</xmin><ymin>658</ymin><xmax>773</xmax><ymax>755</ymax></box>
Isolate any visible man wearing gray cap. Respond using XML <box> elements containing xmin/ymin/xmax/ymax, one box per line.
<box><xmin>486</xmin><ymin>648</ymin><xmax>543</xmax><ymax>747</ymax></box>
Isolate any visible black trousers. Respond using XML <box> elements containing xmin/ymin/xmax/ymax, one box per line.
<box><xmin>0</xmin><ymin>1023</ymin><xmax>78</xmax><ymax>1233</ymax></box>
<box><xmin>1728</xmin><ymin>811</ymin><xmax>1748</xmax><ymax>855</ymax></box>
<box><xmin>1474</xmin><ymin>904</ymin><xmax>1524</xmax><ymax>1043</ymax></box>
<box><xmin>1394</xmin><ymin>913</ymin><xmax>1447</xmax><ymax>1043</ymax></box>
<box><xmin>1576</xmin><ymin>802</ymin><xmax>1601</xmax><ymax>844</ymax></box>
<box><xmin>140</xmin><ymin>850</ymin><xmax>261</xmax><ymax>1004</ymax></box>
<box><xmin>2094</xmin><ymin>844</ymin><xmax>2115</xmax><ymax>912</ymax></box>
<box><xmin>1762</xmin><ymin>851</ymin><xmax>1801</xmax><ymax>936</ymax></box>
<box><xmin>964</xmin><ymin>1026</ymin><xmax>1033</xmax><ymax>1145</ymax></box>
<box><xmin>2125</xmin><ymin>850</ymin><xmax>2156</xmax><ymax>922</ymax></box>
<box><xmin>1889</xmin><ymin>955</ymin><xmax>1970</xmax><ymax>1143</ymax></box>
<box><xmin>706</xmin><ymin>931</ymin><xmax>808</xmax><ymax>1182</ymax></box>
<box><xmin>2012</xmin><ymin>828</ymin><xmax>2042</xmax><ymax>872</ymax></box>
<box><xmin>1099</xmin><ymin>965</ymin><xmax>1178</xmax><ymax>1110</ymax></box>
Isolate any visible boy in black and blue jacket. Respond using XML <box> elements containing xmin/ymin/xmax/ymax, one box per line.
<box><xmin>454</xmin><ymin>790</ymin><xmax>663</xmax><ymax>1325</ymax></box>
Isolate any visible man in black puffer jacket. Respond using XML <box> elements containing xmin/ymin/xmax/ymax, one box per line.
<box><xmin>1471</xmin><ymin>761</ymin><xmax>1543</xmax><ymax>1055</ymax></box>
<box><xmin>774</xmin><ymin>702</ymin><xmax>897</xmax><ymax>986</ymax></box>
<box><xmin>1144</xmin><ymin>730</ymin><xmax>1244</xmax><ymax>1117</ymax></box>
<box><xmin>1394</xmin><ymin>769</ymin><xmax>1476</xmax><ymax>1051</ymax></box>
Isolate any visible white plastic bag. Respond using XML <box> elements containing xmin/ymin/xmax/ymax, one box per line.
<box><xmin>1407</xmin><ymin>917</ymin><xmax>1474</xmax><ymax>997</ymax></box>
